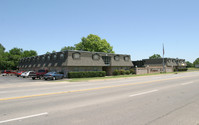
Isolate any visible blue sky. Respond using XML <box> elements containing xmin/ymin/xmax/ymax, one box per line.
<box><xmin>0</xmin><ymin>0</ymin><xmax>198</xmax><ymax>62</ymax></box>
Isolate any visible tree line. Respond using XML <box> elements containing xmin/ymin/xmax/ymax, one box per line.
<box><xmin>0</xmin><ymin>34</ymin><xmax>114</xmax><ymax>70</ymax></box>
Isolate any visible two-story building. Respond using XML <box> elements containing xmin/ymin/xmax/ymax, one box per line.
<box><xmin>18</xmin><ymin>50</ymin><xmax>133</xmax><ymax>77</ymax></box>
<box><xmin>132</xmin><ymin>58</ymin><xmax>187</xmax><ymax>70</ymax></box>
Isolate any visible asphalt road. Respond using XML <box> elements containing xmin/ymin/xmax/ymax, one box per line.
<box><xmin>0</xmin><ymin>72</ymin><xmax>199</xmax><ymax>125</ymax></box>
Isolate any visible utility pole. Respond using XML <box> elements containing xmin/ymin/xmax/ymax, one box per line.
<box><xmin>162</xmin><ymin>43</ymin><xmax>165</xmax><ymax>72</ymax></box>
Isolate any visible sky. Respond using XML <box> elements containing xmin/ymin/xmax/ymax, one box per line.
<box><xmin>0</xmin><ymin>0</ymin><xmax>198</xmax><ymax>62</ymax></box>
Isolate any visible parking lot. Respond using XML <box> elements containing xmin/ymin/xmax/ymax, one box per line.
<box><xmin>0</xmin><ymin>75</ymin><xmax>50</xmax><ymax>85</ymax></box>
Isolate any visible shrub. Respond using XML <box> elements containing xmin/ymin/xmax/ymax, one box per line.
<box><xmin>113</xmin><ymin>70</ymin><xmax>120</xmax><ymax>75</ymax></box>
<box><xmin>125</xmin><ymin>70</ymin><xmax>130</xmax><ymax>75</ymax></box>
<box><xmin>130</xmin><ymin>69</ymin><xmax>136</xmax><ymax>74</ymax></box>
<box><xmin>68</xmin><ymin>71</ymin><xmax>106</xmax><ymax>78</ymax></box>
<box><xmin>120</xmin><ymin>69</ymin><xmax>125</xmax><ymax>75</ymax></box>
<box><xmin>174</xmin><ymin>68</ymin><xmax>188</xmax><ymax>72</ymax></box>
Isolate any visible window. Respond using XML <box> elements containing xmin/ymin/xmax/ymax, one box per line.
<box><xmin>53</xmin><ymin>55</ymin><xmax>57</xmax><ymax>60</ymax></box>
<box><xmin>114</xmin><ymin>55</ymin><xmax>120</xmax><ymax>61</ymax></box>
<box><xmin>73</xmin><ymin>53</ymin><xmax>80</xmax><ymax>59</ymax></box>
<box><xmin>60</xmin><ymin>53</ymin><xmax>64</xmax><ymax>59</ymax></box>
<box><xmin>124</xmin><ymin>56</ymin><xmax>129</xmax><ymax>61</ymax></box>
<box><xmin>27</xmin><ymin>58</ymin><xmax>30</xmax><ymax>62</ymax></box>
<box><xmin>47</xmin><ymin>55</ymin><xmax>51</xmax><ymax>61</ymax></box>
<box><xmin>42</xmin><ymin>56</ymin><xmax>45</xmax><ymax>61</ymax></box>
<box><xmin>102</xmin><ymin>56</ymin><xmax>111</xmax><ymax>65</ymax></box>
<box><xmin>74</xmin><ymin>67</ymin><xmax>79</xmax><ymax>71</ymax></box>
<box><xmin>93</xmin><ymin>67</ymin><xmax>98</xmax><ymax>71</ymax></box>
<box><xmin>37</xmin><ymin>56</ymin><xmax>40</xmax><ymax>62</ymax></box>
<box><xmin>93</xmin><ymin>54</ymin><xmax>100</xmax><ymax>60</ymax></box>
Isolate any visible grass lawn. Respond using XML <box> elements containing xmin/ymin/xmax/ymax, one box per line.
<box><xmin>58</xmin><ymin>72</ymin><xmax>180</xmax><ymax>82</ymax></box>
<box><xmin>188</xmin><ymin>67</ymin><xmax>199</xmax><ymax>71</ymax></box>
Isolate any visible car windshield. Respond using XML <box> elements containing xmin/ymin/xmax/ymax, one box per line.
<box><xmin>38</xmin><ymin>70</ymin><xmax>45</xmax><ymax>72</ymax></box>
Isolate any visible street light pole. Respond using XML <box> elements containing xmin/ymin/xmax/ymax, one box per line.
<box><xmin>163</xmin><ymin>43</ymin><xmax>165</xmax><ymax>73</ymax></box>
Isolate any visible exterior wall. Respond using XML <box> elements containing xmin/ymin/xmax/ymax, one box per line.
<box><xmin>135</xmin><ymin>68</ymin><xmax>148</xmax><ymax>75</ymax></box>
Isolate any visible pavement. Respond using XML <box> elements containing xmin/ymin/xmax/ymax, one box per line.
<box><xmin>0</xmin><ymin>71</ymin><xmax>199</xmax><ymax>125</ymax></box>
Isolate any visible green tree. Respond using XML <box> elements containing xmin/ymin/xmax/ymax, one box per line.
<box><xmin>61</xmin><ymin>46</ymin><xmax>76</xmax><ymax>51</ymax></box>
<box><xmin>186</xmin><ymin>61</ymin><xmax>193</xmax><ymax>67</ymax></box>
<box><xmin>9</xmin><ymin>47</ymin><xmax>23</xmax><ymax>55</ymax></box>
<box><xmin>75</xmin><ymin>34</ymin><xmax>114</xmax><ymax>53</ymax></box>
<box><xmin>0</xmin><ymin>43</ymin><xmax>5</xmax><ymax>54</ymax></box>
<box><xmin>149</xmin><ymin>54</ymin><xmax>161</xmax><ymax>59</ymax></box>
<box><xmin>22</xmin><ymin>50</ymin><xmax>37</xmax><ymax>58</ymax></box>
<box><xmin>8</xmin><ymin>48</ymin><xmax>23</xmax><ymax>70</ymax></box>
<box><xmin>52</xmin><ymin>50</ymin><xmax>56</xmax><ymax>53</ymax></box>
<box><xmin>0</xmin><ymin>43</ymin><xmax>6</xmax><ymax>70</ymax></box>
<box><xmin>46</xmin><ymin>52</ymin><xmax>50</xmax><ymax>54</ymax></box>
<box><xmin>193</xmin><ymin>58</ymin><xmax>199</xmax><ymax>67</ymax></box>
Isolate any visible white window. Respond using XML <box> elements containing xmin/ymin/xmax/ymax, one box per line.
<box><xmin>93</xmin><ymin>54</ymin><xmax>100</xmax><ymax>60</ymax></box>
<box><xmin>53</xmin><ymin>55</ymin><xmax>57</xmax><ymax>60</ymax></box>
<box><xmin>42</xmin><ymin>56</ymin><xmax>45</xmax><ymax>61</ymax></box>
<box><xmin>73</xmin><ymin>53</ymin><xmax>80</xmax><ymax>59</ymax></box>
<box><xmin>60</xmin><ymin>53</ymin><xmax>64</xmax><ymax>59</ymax></box>
<box><xmin>47</xmin><ymin>55</ymin><xmax>51</xmax><ymax>60</ymax></box>
<box><xmin>114</xmin><ymin>55</ymin><xmax>120</xmax><ymax>61</ymax></box>
<box><xmin>124</xmin><ymin>56</ymin><xmax>129</xmax><ymax>61</ymax></box>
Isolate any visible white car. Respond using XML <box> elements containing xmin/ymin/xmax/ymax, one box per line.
<box><xmin>21</xmin><ymin>71</ymin><xmax>35</xmax><ymax>78</ymax></box>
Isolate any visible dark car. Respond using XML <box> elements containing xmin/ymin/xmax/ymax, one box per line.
<box><xmin>44</xmin><ymin>72</ymin><xmax>64</xmax><ymax>80</ymax></box>
<box><xmin>29</xmin><ymin>69</ymin><xmax>48</xmax><ymax>80</ymax></box>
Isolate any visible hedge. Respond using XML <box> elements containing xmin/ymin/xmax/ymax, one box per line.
<box><xmin>113</xmin><ymin>69</ymin><xmax>131</xmax><ymax>76</ymax></box>
<box><xmin>174</xmin><ymin>68</ymin><xmax>188</xmax><ymax>72</ymax></box>
<box><xmin>68</xmin><ymin>71</ymin><xmax>106</xmax><ymax>78</ymax></box>
<box><xmin>113</xmin><ymin>70</ymin><xmax>120</xmax><ymax>75</ymax></box>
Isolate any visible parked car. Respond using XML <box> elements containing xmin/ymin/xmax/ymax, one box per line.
<box><xmin>29</xmin><ymin>69</ymin><xmax>48</xmax><ymax>80</ymax></box>
<box><xmin>16</xmin><ymin>71</ymin><xmax>25</xmax><ymax>77</ymax></box>
<box><xmin>44</xmin><ymin>72</ymin><xmax>64</xmax><ymax>80</ymax></box>
<box><xmin>21</xmin><ymin>71</ymin><xmax>35</xmax><ymax>78</ymax></box>
<box><xmin>1</xmin><ymin>70</ymin><xmax>16</xmax><ymax>76</ymax></box>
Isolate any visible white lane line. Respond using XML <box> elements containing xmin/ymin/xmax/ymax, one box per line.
<box><xmin>181</xmin><ymin>82</ymin><xmax>194</xmax><ymax>85</ymax></box>
<box><xmin>129</xmin><ymin>89</ymin><xmax>159</xmax><ymax>97</ymax></box>
<box><xmin>0</xmin><ymin>112</ymin><xmax>48</xmax><ymax>124</ymax></box>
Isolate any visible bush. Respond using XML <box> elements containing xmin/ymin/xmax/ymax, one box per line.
<box><xmin>113</xmin><ymin>70</ymin><xmax>120</xmax><ymax>75</ymax></box>
<box><xmin>68</xmin><ymin>71</ymin><xmax>106</xmax><ymax>78</ymax></box>
<box><xmin>174</xmin><ymin>68</ymin><xmax>188</xmax><ymax>72</ymax></box>
<box><xmin>125</xmin><ymin>70</ymin><xmax>130</xmax><ymax>75</ymax></box>
<box><xmin>130</xmin><ymin>69</ymin><xmax>136</xmax><ymax>74</ymax></box>
<box><xmin>120</xmin><ymin>69</ymin><xmax>125</xmax><ymax>75</ymax></box>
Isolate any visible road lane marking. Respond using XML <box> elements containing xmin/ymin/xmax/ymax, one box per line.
<box><xmin>0</xmin><ymin>75</ymin><xmax>198</xmax><ymax>101</ymax></box>
<box><xmin>0</xmin><ymin>112</ymin><xmax>48</xmax><ymax>124</ymax></box>
<box><xmin>181</xmin><ymin>82</ymin><xmax>194</xmax><ymax>85</ymax></box>
<box><xmin>129</xmin><ymin>89</ymin><xmax>159</xmax><ymax>97</ymax></box>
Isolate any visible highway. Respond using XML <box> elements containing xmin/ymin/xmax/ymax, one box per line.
<box><xmin>0</xmin><ymin>72</ymin><xmax>199</xmax><ymax>125</ymax></box>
